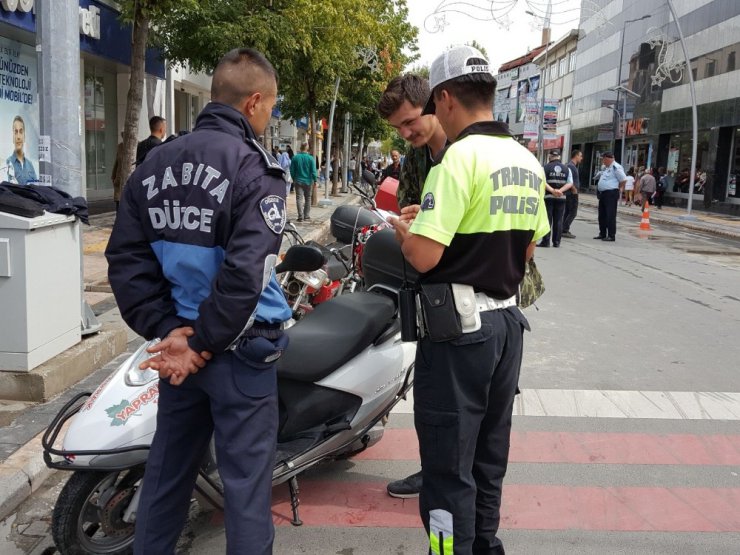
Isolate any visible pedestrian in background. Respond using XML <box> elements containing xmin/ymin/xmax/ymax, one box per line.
<box><xmin>594</xmin><ymin>152</ymin><xmax>626</xmax><ymax>242</ymax></box>
<box><xmin>135</xmin><ymin>116</ymin><xmax>166</xmax><ymax>166</ymax></box>
<box><xmin>348</xmin><ymin>155</ymin><xmax>356</xmax><ymax>184</ymax></box>
<box><xmin>278</xmin><ymin>146</ymin><xmax>292</xmax><ymax>197</ymax></box>
<box><xmin>539</xmin><ymin>150</ymin><xmax>572</xmax><ymax>248</ymax></box>
<box><xmin>655</xmin><ymin>167</ymin><xmax>667</xmax><ymax>209</ymax></box>
<box><xmin>638</xmin><ymin>167</ymin><xmax>656</xmax><ymax>208</ymax></box>
<box><xmin>388</xmin><ymin>45</ymin><xmax>549</xmax><ymax>554</ymax></box>
<box><xmin>562</xmin><ymin>149</ymin><xmax>582</xmax><ymax>239</ymax></box>
<box><xmin>106</xmin><ymin>47</ymin><xmax>291</xmax><ymax>555</ymax></box>
<box><xmin>624</xmin><ymin>167</ymin><xmax>636</xmax><ymax>206</ymax></box>
<box><xmin>110</xmin><ymin>131</ymin><xmax>125</xmax><ymax>212</ymax></box>
<box><xmin>376</xmin><ymin>72</ymin><xmax>449</xmax><ymax>499</ymax></box>
<box><xmin>381</xmin><ymin>149</ymin><xmax>401</xmax><ymax>183</ymax></box>
<box><xmin>290</xmin><ymin>142</ymin><xmax>318</xmax><ymax>221</ymax></box>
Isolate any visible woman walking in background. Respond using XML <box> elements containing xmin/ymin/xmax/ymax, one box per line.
<box><xmin>623</xmin><ymin>167</ymin><xmax>636</xmax><ymax>206</ymax></box>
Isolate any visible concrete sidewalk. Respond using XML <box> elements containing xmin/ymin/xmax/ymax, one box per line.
<box><xmin>0</xmin><ymin>187</ymin><xmax>361</xmax><ymax>522</ymax></box>
<box><xmin>578</xmin><ymin>193</ymin><xmax>740</xmax><ymax>240</ymax></box>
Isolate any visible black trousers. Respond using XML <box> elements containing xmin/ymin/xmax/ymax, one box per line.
<box><xmin>134</xmin><ymin>334</ymin><xmax>287</xmax><ymax>555</ymax></box>
<box><xmin>597</xmin><ymin>189</ymin><xmax>619</xmax><ymax>238</ymax></box>
<box><xmin>415</xmin><ymin>308</ymin><xmax>528</xmax><ymax>555</ymax></box>
<box><xmin>562</xmin><ymin>193</ymin><xmax>579</xmax><ymax>233</ymax></box>
<box><xmin>541</xmin><ymin>197</ymin><xmax>566</xmax><ymax>246</ymax></box>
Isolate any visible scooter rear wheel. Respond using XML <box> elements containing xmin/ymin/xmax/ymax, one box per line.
<box><xmin>52</xmin><ymin>466</ymin><xmax>144</xmax><ymax>555</ymax></box>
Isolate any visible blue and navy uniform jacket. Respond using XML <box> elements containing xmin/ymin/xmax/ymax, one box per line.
<box><xmin>105</xmin><ymin>102</ymin><xmax>291</xmax><ymax>354</ymax></box>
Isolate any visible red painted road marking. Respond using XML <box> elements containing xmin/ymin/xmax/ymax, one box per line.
<box><xmin>353</xmin><ymin>429</ymin><xmax>740</xmax><ymax>465</ymax></box>
<box><xmin>271</xmin><ymin>482</ymin><xmax>740</xmax><ymax>532</ymax></box>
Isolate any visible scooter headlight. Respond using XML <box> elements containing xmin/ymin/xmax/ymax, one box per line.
<box><xmin>124</xmin><ymin>339</ymin><xmax>160</xmax><ymax>387</ymax></box>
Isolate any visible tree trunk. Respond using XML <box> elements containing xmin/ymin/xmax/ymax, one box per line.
<box><xmin>121</xmin><ymin>4</ymin><xmax>149</xmax><ymax>194</ymax></box>
<box><xmin>309</xmin><ymin>110</ymin><xmax>319</xmax><ymax>206</ymax></box>
<box><xmin>331</xmin><ymin>120</ymin><xmax>343</xmax><ymax>196</ymax></box>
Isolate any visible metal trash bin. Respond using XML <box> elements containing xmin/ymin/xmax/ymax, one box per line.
<box><xmin>0</xmin><ymin>211</ymin><xmax>81</xmax><ymax>371</ymax></box>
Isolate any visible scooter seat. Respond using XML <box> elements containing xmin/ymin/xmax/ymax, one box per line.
<box><xmin>278</xmin><ymin>292</ymin><xmax>396</xmax><ymax>382</ymax></box>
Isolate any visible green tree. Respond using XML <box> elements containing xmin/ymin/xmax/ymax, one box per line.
<box><xmin>154</xmin><ymin>0</ymin><xmax>417</xmax><ymax>193</ymax></box>
<box><xmin>467</xmin><ymin>40</ymin><xmax>489</xmax><ymax>60</ymax></box>
<box><xmin>116</xmin><ymin>0</ymin><xmax>197</xmax><ymax>187</ymax></box>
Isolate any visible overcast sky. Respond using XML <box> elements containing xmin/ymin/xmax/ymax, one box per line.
<box><xmin>405</xmin><ymin>0</ymin><xmax>583</xmax><ymax>71</ymax></box>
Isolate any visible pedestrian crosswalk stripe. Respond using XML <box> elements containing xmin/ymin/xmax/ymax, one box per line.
<box><xmin>352</xmin><ymin>429</ymin><xmax>740</xmax><ymax>465</ymax></box>
<box><xmin>270</xmin><ymin>481</ymin><xmax>740</xmax><ymax>532</ymax></box>
<box><xmin>392</xmin><ymin>389</ymin><xmax>740</xmax><ymax>420</ymax></box>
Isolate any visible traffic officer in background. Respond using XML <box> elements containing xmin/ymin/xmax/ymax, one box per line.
<box><xmin>105</xmin><ymin>48</ymin><xmax>291</xmax><ymax>554</ymax></box>
<box><xmin>595</xmin><ymin>151</ymin><xmax>626</xmax><ymax>242</ymax></box>
<box><xmin>538</xmin><ymin>150</ymin><xmax>573</xmax><ymax>248</ymax></box>
<box><xmin>562</xmin><ymin>149</ymin><xmax>583</xmax><ymax>238</ymax></box>
<box><xmin>388</xmin><ymin>46</ymin><xmax>549</xmax><ymax>554</ymax></box>
<box><xmin>377</xmin><ymin>73</ymin><xmax>449</xmax><ymax>499</ymax></box>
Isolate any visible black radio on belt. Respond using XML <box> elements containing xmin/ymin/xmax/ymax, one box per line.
<box><xmin>399</xmin><ymin>258</ymin><xmax>419</xmax><ymax>342</ymax></box>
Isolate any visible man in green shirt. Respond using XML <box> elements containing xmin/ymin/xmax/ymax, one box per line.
<box><xmin>388</xmin><ymin>46</ymin><xmax>549</xmax><ymax>555</ymax></box>
<box><xmin>289</xmin><ymin>142</ymin><xmax>318</xmax><ymax>221</ymax></box>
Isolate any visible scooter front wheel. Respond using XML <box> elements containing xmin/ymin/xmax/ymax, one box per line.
<box><xmin>52</xmin><ymin>466</ymin><xmax>144</xmax><ymax>555</ymax></box>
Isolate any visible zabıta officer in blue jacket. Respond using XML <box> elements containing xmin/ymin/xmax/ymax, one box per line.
<box><xmin>105</xmin><ymin>48</ymin><xmax>291</xmax><ymax>555</ymax></box>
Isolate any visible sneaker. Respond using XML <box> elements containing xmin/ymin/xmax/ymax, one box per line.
<box><xmin>603</xmin><ymin>236</ymin><xmax>615</xmax><ymax>242</ymax></box>
<box><xmin>537</xmin><ymin>242</ymin><xmax>550</xmax><ymax>248</ymax></box>
<box><xmin>593</xmin><ymin>235</ymin><xmax>605</xmax><ymax>240</ymax></box>
<box><xmin>562</xmin><ymin>232</ymin><xmax>576</xmax><ymax>239</ymax></box>
<box><xmin>297</xmin><ymin>218</ymin><xmax>303</xmax><ymax>222</ymax></box>
<box><xmin>387</xmin><ymin>471</ymin><xmax>422</xmax><ymax>498</ymax></box>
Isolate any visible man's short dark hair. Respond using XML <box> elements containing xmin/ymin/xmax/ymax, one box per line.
<box><xmin>149</xmin><ymin>116</ymin><xmax>165</xmax><ymax>133</ymax></box>
<box><xmin>211</xmin><ymin>48</ymin><xmax>278</xmax><ymax>107</ymax></box>
<box><xmin>602</xmin><ymin>151</ymin><xmax>615</xmax><ymax>159</ymax></box>
<box><xmin>378</xmin><ymin>74</ymin><xmax>430</xmax><ymax>118</ymax></box>
<box><xmin>432</xmin><ymin>58</ymin><xmax>497</xmax><ymax>111</ymax></box>
<box><xmin>571</xmin><ymin>149</ymin><xmax>582</xmax><ymax>158</ymax></box>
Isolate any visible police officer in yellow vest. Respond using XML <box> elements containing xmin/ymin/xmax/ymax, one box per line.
<box><xmin>388</xmin><ymin>46</ymin><xmax>549</xmax><ymax>554</ymax></box>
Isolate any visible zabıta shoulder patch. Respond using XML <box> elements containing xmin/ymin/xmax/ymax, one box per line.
<box><xmin>260</xmin><ymin>195</ymin><xmax>286</xmax><ymax>234</ymax></box>
<box><xmin>421</xmin><ymin>192</ymin><xmax>435</xmax><ymax>211</ymax></box>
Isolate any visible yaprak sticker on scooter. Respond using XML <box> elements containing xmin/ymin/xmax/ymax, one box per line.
<box><xmin>105</xmin><ymin>385</ymin><xmax>159</xmax><ymax>426</ymax></box>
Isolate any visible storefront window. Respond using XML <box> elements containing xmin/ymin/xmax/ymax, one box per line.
<box><xmin>727</xmin><ymin>128</ymin><xmax>740</xmax><ymax>199</ymax></box>
<box><xmin>84</xmin><ymin>65</ymin><xmax>118</xmax><ymax>199</ymax></box>
<box><xmin>667</xmin><ymin>131</ymin><xmax>710</xmax><ymax>195</ymax></box>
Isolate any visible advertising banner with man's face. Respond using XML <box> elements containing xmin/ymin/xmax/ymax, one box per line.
<box><xmin>0</xmin><ymin>36</ymin><xmax>38</xmax><ymax>184</ymax></box>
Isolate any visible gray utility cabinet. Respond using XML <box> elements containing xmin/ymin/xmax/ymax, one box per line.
<box><xmin>0</xmin><ymin>211</ymin><xmax>81</xmax><ymax>371</ymax></box>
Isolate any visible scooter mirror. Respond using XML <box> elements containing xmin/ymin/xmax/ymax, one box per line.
<box><xmin>275</xmin><ymin>245</ymin><xmax>325</xmax><ymax>274</ymax></box>
<box><xmin>362</xmin><ymin>169</ymin><xmax>376</xmax><ymax>186</ymax></box>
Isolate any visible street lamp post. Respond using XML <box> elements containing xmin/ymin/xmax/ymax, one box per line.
<box><xmin>319</xmin><ymin>76</ymin><xmax>341</xmax><ymax>208</ymax></box>
<box><xmin>609</xmin><ymin>85</ymin><xmax>641</xmax><ymax>166</ymax></box>
<box><xmin>526</xmin><ymin>1</ymin><xmax>552</xmax><ymax>164</ymax></box>
<box><xmin>666</xmin><ymin>0</ymin><xmax>698</xmax><ymax>218</ymax></box>
<box><xmin>614</xmin><ymin>14</ymin><xmax>651</xmax><ymax>159</ymax></box>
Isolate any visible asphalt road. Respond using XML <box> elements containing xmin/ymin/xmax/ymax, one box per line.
<box><xmin>3</xmin><ymin>205</ymin><xmax>740</xmax><ymax>555</ymax></box>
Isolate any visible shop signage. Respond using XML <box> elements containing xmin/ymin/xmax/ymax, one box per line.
<box><xmin>79</xmin><ymin>5</ymin><xmax>100</xmax><ymax>40</ymax></box>
<box><xmin>0</xmin><ymin>0</ymin><xmax>33</xmax><ymax>13</ymax></box>
<box><xmin>625</xmin><ymin>117</ymin><xmax>649</xmax><ymax>136</ymax></box>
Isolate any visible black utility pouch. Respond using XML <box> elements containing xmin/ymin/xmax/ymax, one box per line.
<box><xmin>418</xmin><ymin>283</ymin><xmax>462</xmax><ymax>342</ymax></box>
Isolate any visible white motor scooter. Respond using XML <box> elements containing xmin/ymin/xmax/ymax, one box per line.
<box><xmin>43</xmin><ymin>239</ymin><xmax>416</xmax><ymax>555</ymax></box>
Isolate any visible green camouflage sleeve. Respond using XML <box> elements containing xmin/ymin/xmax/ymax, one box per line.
<box><xmin>396</xmin><ymin>145</ymin><xmax>423</xmax><ymax>208</ymax></box>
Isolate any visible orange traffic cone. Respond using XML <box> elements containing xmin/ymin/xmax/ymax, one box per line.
<box><xmin>639</xmin><ymin>205</ymin><xmax>651</xmax><ymax>230</ymax></box>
